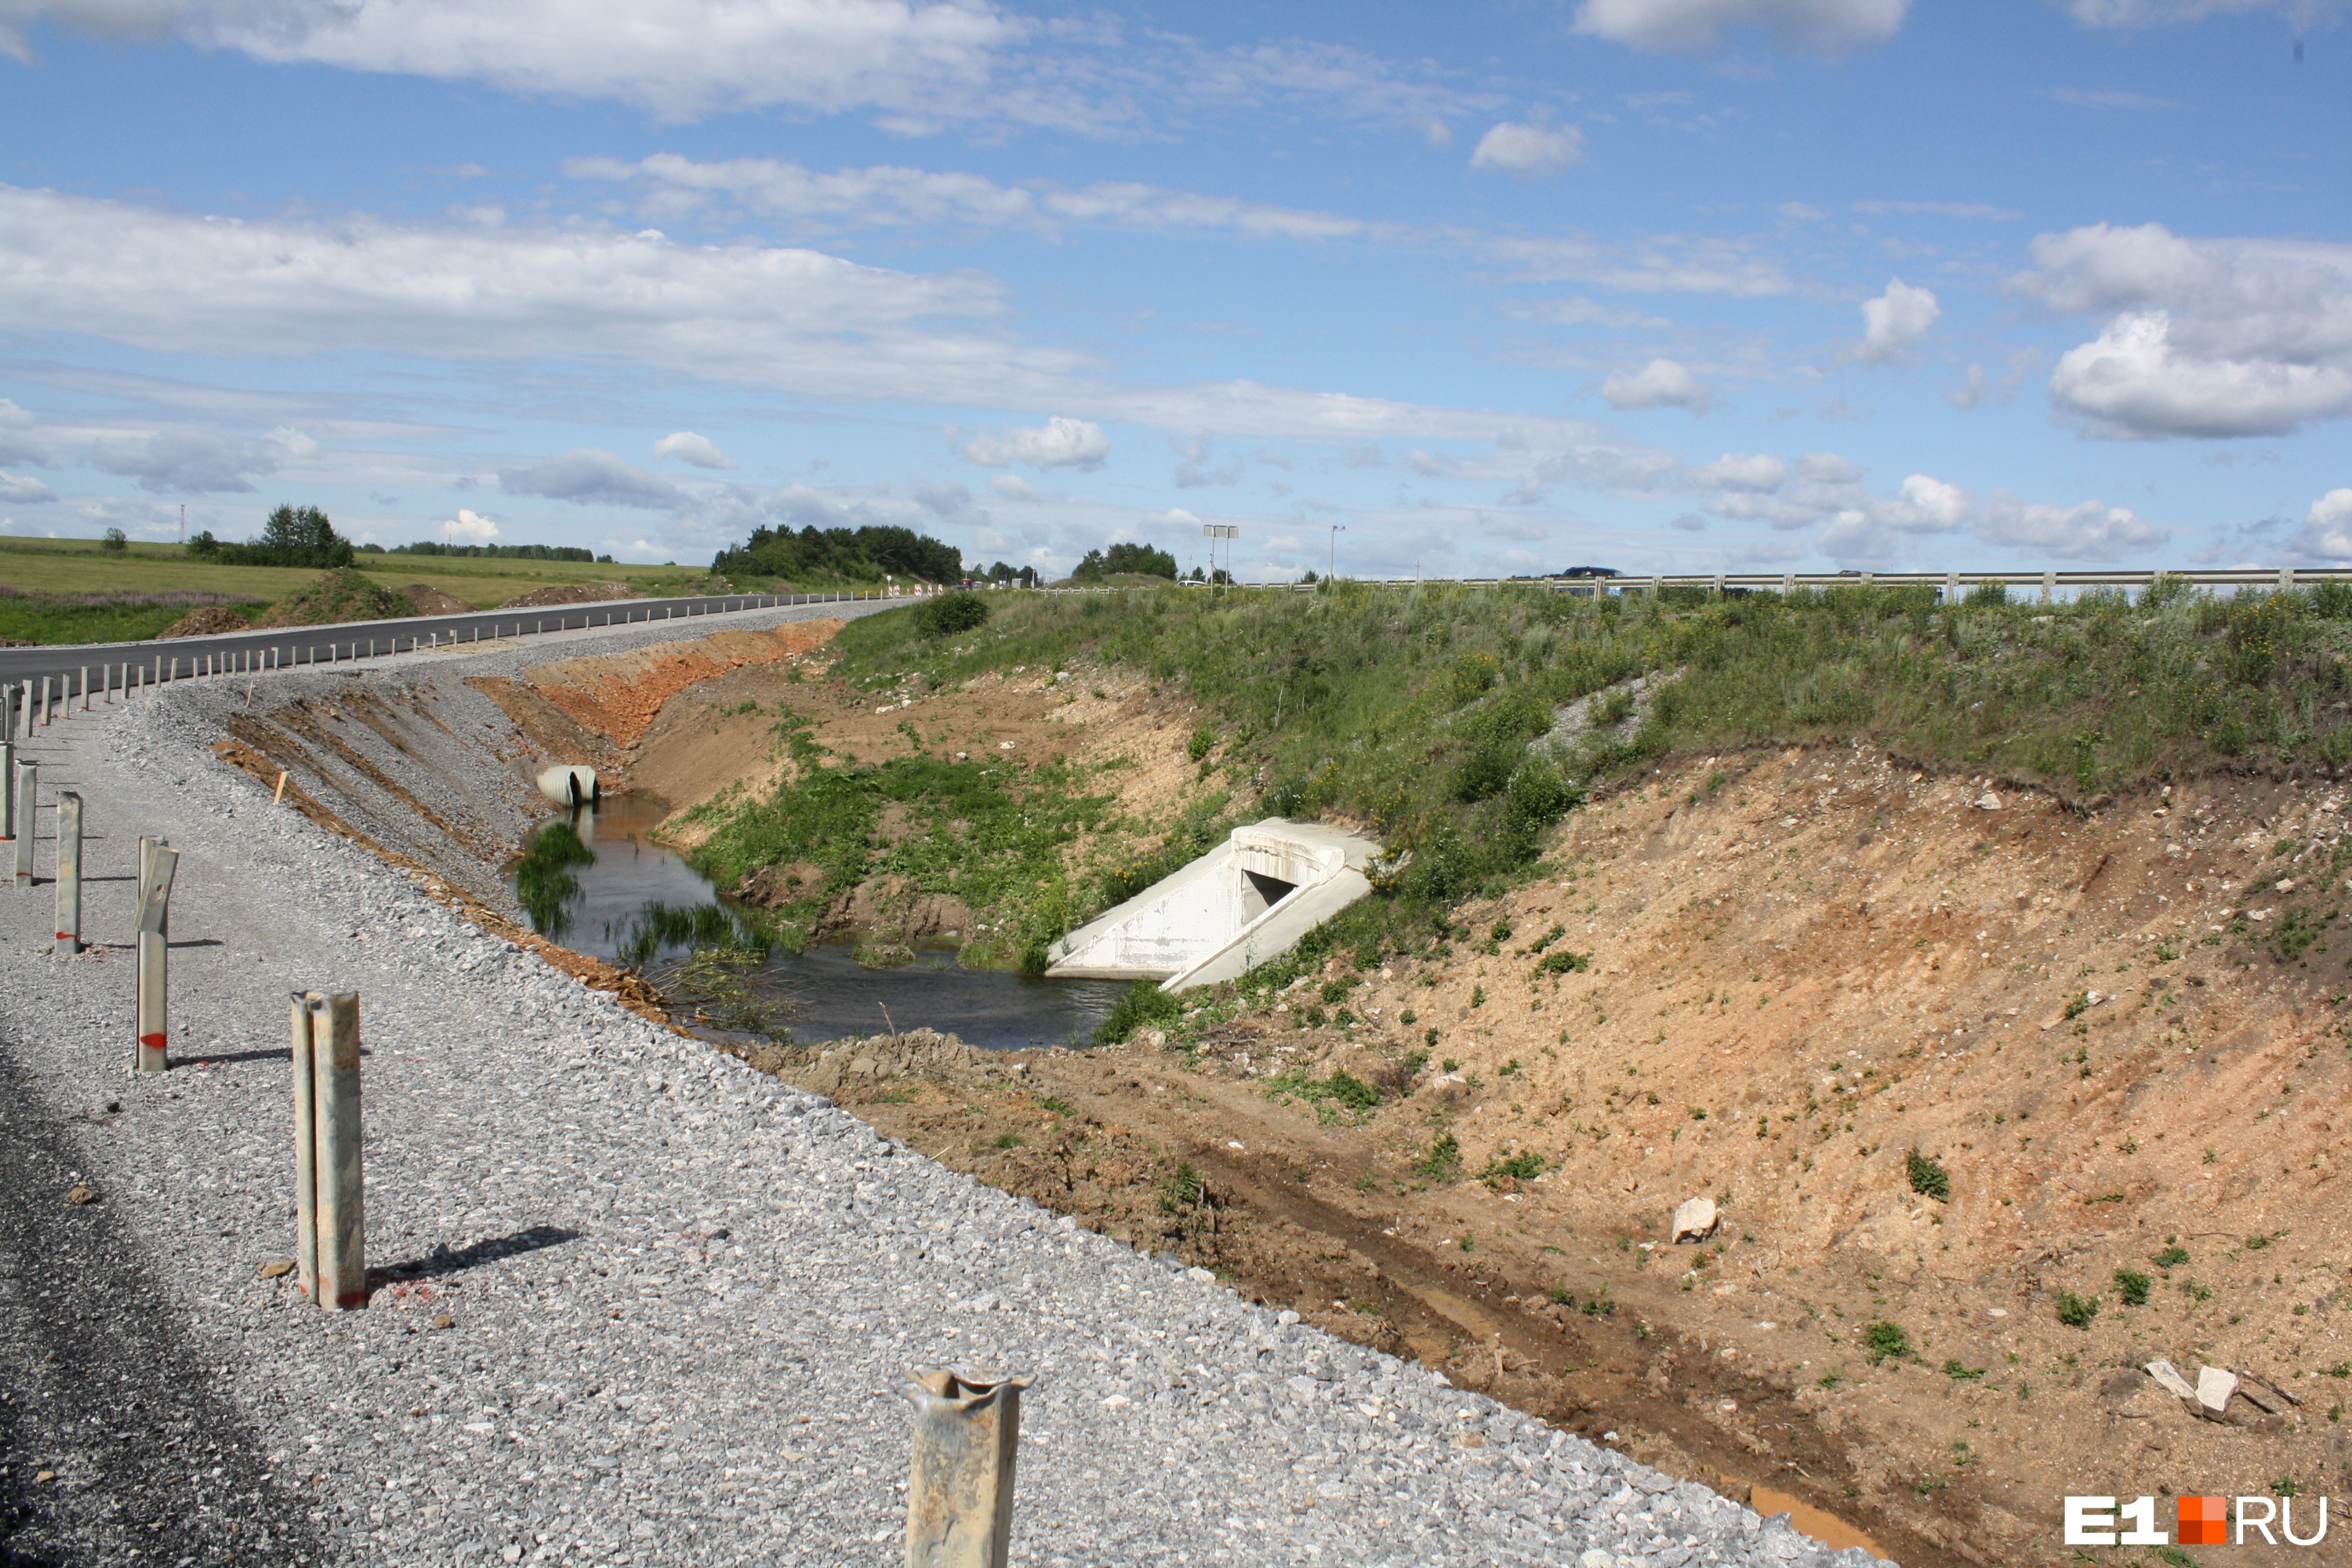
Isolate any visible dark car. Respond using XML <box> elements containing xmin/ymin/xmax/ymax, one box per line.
<box><xmin>1550</xmin><ymin>565</ymin><xmax>1624</xmax><ymax>579</ymax></box>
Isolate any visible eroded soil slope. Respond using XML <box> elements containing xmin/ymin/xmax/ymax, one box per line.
<box><xmin>730</xmin><ymin>747</ymin><xmax>2352</xmax><ymax>1568</ymax></box>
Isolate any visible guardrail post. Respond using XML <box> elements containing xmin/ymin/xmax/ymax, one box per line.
<box><xmin>38</xmin><ymin>675</ymin><xmax>49</xmax><ymax>726</ymax></box>
<box><xmin>53</xmin><ymin>791</ymin><xmax>80</xmax><ymax>953</ymax></box>
<box><xmin>11</xmin><ymin>757</ymin><xmax>31</xmax><ymax>887</ymax></box>
<box><xmin>290</xmin><ymin>991</ymin><xmax>365</xmax><ymax>1310</ymax></box>
<box><xmin>135</xmin><ymin>838</ymin><xmax>175</xmax><ymax>1073</ymax></box>
<box><xmin>2281</xmin><ymin>566</ymin><xmax>2296</xmax><ymax>593</ymax></box>
<box><xmin>0</xmin><ymin>740</ymin><xmax>13</xmax><ymax>858</ymax></box>
<box><xmin>2042</xmin><ymin>570</ymin><xmax>2055</xmax><ymax>604</ymax></box>
<box><xmin>904</xmin><ymin>1367</ymin><xmax>1029</xmax><ymax>1568</ymax></box>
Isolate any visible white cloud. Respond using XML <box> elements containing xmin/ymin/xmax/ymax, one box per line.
<box><xmin>2065</xmin><ymin>1</ymin><xmax>2344</xmax><ymax>27</ymax></box>
<box><xmin>914</xmin><ymin>481</ymin><xmax>973</xmax><ymax>517</ymax></box>
<box><xmin>2010</xmin><ymin>222</ymin><xmax>2352</xmax><ymax>438</ymax></box>
<box><xmin>1573</xmin><ymin>0</ymin><xmax>1908</xmax><ymax>53</ymax></box>
<box><xmin>443</xmin><ymin>507</ymin><xmax>499</xmax><ymax>543</ymax></box>
<box><xmin>0</xmin><ymin>397</ymin><xmax>45</xmax><ymax>465</ymax></box>
<box><xmin>1856</xmin><ymin>277</ymin><xmax>1940</xmax><ymax>361</ymax></box>
<box><xmin>960</xmin><ymin>416</ymin><xmax>1109</xmax><ymax>470</ymax></box>
<box><xmin>1974</xmin><ymin>492</ymin><xmax>2168</xmax><ymax>557</ymax></box>
<box><xmin>0</xmin><ymin>470</ymin><xmax>55</xmax><ymax>503</ymax></box>
<box><xmin>1469</xmin><ymin>122</ymin><xmax>1584</xmax><ymax>176</ymax></box>
<box><xmin>0</xmin><ymin>186</ymin><xmax>1093</xmax><ymax>411</ymax></box>
<box><xmin>1602</xmin><ymin>358</ymin><xmax>1711</xmax><ymax>411</ymax></box>
<box><xmin>1</xmin><ymin>0</ymin><xmax>1016</xmax><ymax>122</ymax></box>
<box><xmin>1691</xmin><ymin>452</ymin><xmax>1785</xmax><ymax>492</ymax></box>
<box><xmin>1482</xmin><ymin>233</ymin><xmax>1791</xmax><ymax>296</ymax></box>
<box><xmin>1152</xmin><ymin>507</ymin><xmax>1202</xmax><ymax>528</ymax></box>
<box><xmin>499</xmin><ymin>448</ymin><xmax>685</xmax><ymax>510</ymax></box>
<box><xmin>1796</xmin><ymin>450</ymin><xmax>1863</xmax><ymax>484</ymax></box>
<box><xmin>988</xmin><ymin>474</ymin><xmax>1043</xmax><ymax>503</ymax></box>
<box><xmin>568</xmin><ymin>154</ymin><xmax>1388</xmax><ymax>245</ymax></box>
<box><xmin>1851</xmin><ymin>199</ymin><xmax>2021</xmax><ymax>220</ymax></box>
<box><xmin>654</xmin><ymin>430</ymin><xmax>735</xmax><ymax>469</ymax></box>
<box><xmin>84</xmin><ymin>426</ymin><xmax>310</xmax><ymax>493</ymax></box>
<box><xmin>1669</xmin><ymin>511</ymin><xmax>1708</xmax><ymax>531</ymax></box>
<box><xmin>2042</xmin><ymin>86</ymin><xmax>2183</xmax><ymax>110</ymax></box>
<box><xmin>2294</xmin><ymin>488</ymin><xmax>2352</xmax><ymax>561</ymax></box>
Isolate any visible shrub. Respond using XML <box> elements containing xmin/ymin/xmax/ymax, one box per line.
<box><xmin>2114</xmin><ymin>1269</ymin><xmax>2151</xmax><ymax>1306</ymax></box>
<box><xmin>2153</xmin><ymin>1244</ymin><xmax>2190</xmax><ymax>1269</ymax></box>
<box><xmin>2056</xmin><ymin>1291</ymin><xmax>2100</xmax><ymax>1329</ymax></box>
<box><xmin>1906</xmin><ymin>1149</ymin><xmax>1951</xmax><ymax>1201</ymax></box>
<box><xmin>100</xmin><ymin>526</ymin><xmax>127</xmax><ymax>553</ymax></box>
<box><xmin>1186</xmin><ymin>724</ymin><xmax>1216</xmax><ymax>762</ymax></box>
<box><xmin>1095</xmin><ymin>978</ymin><xmax>1182</xmax><ymax>1044</ymax></box>
<box><xmin>1865</xmin><ymin>1321</ymin><xmax>1911</xmax><ymax>1363</ymax></box>
<box><xmin>1483</xmin><ymin>1147</ymin><xmax>1545</xmax><ymax>1183</ymax></box>
<box><xmin>1323</xmin><ymin>1069</ymin><xmax>1380</xmax><ymax>1110</ymax></box>
<box><xmin>1417</xmin><ymin>1131</ymin><xmax>1463</xmax><ymax>1180</ymax></box>
<box><xmin>914</xmin><ymin>590</ymin><xmax>990</xmax><ymax>637</ymax></box>
<box><xmin>1534</xmin><ymin>949</ymin><xmax>1590</xmax><ymax>976</ymax></box>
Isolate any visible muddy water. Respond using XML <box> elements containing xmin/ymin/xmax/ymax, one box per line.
<box><xmin>1746</xmin><ymin>1488</ymin><xmax>1888</xmax><ymax>1559</ymax></box>
<box><xmin>513</xmin><ymin>796</ymin><xmax>1127</xmax><ymax>1050</ymax></box>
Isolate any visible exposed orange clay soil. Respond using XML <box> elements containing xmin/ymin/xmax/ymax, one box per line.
<box><xmin>724</xmin><ymin>746</ymin><xmax>2352</xmax><ymax>1568</ymax></box>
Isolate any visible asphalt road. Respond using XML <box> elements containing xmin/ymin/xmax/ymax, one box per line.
<box><xmin>0</xmin><ymin>590</ymin><xmax>879</xmax><ymax>695</ymax></box>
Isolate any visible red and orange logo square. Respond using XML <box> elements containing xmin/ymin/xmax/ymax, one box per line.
<box><xmin>2178</xmin><ymin>1495</ymin><xmax>2228</xmax><ymax>1546</ymax></box>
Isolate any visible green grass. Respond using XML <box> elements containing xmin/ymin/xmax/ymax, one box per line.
<box><xmin>681</xmin><ymin>576</ymin><xmax>2352</xmax><ymax>1006</ymax></box>
<box><xmin>0</xmin><ymin>586</ymin><xmax>265</xmax><ymax>644</ymax></box>
<box><xmin>0</xmin><ymin>534</ymin><xmax>717</xmax><ymax>641</ymax></box>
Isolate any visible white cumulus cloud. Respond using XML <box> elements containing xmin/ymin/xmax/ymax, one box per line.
<box><xmin>2009</xmin><ymin>222</ymin><xmax>2352</xmax><ymax>438</ymax></box>
<box><xmin>1602</xmin><ymin>358</ymin><xmax>1710</xmax><ymax>411</ymax></box>
<box><xmin>1470</xmin><ymin>122</ymin><xmax>1584</xmax><ymax>176</ymax></box>
<box><xmin>654</xmin><ymin>430</ymin><xmax>735</xmax><ymax>469</ymax></box>
<box><xmin>1692</xmin><ymin>452</ymin><xmax>1786</xmax><ymax>492</ymax></box>
<box><xmin>1857</xmin><ymin>277</ymin><xmax>1940</xmax><ymax>361</ymax></box>
<box><xmin>960</xmin><ymin>416</ymin><xmax>1109</xmax><ymax>470</ymax></box>
<box><xmin>1973</xmin><ymin>492</ymin><xmax>2166</xmax><ymax>557</ymax></box>
<box><xmin>499</xmin><ymin>448</ymin><xmax>685</xmax><ymax>510</ymax></box>
<box><xmin>2066</xmin><ymin>1</ymin><xmax>2344</xmax><ymax>27</ymax></box>
<box><xmin>988</xmin><ymin>474</ymin><xmax>1043</xmax><ymax>502</ymax></box>
<box><xmin>444</xmin><ymin>507</ymin><xmax>499</xmax><ymax>543</ymax></box>
<box><xmin>1573</xmin><ymin>0</ymin><xmax>1908</xmax><ymax>53</ymax></box>
<box><xmin>0</xmin><ymin>470</ymin><xmax>55</xmax><ymax>503</ymax></box>
<box><xmin>2294</xmin><ymin>488</ymin><xmax>2352</xmax><ymax>561</ymax></box>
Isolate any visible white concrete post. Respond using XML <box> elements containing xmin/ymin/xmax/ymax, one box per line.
<box><xmin>1946</xmin><ymin>571</ymin><xmax>1960</xmax><ymax>604</ymax></box>
<box><xmin>1781</xmin><ymin>573</ymin><xmax>1795</xmax><ymax>597</ymax></box>
<box><xmin>79</xmin><ymin>666</ymin><xmax>88</xmax><ymax>711</ymax></box>
<box><xmin>11</xmin><ymin>759</ymin><xmax>31</xmax><ymax>887</ymax></box>
<box><xmin>53</xmin><ymin>791</ymin><xmax>80</xmax><ymax>954</ymax></box>
<box><xmin>0</xmin><ymin>740</ymin><xmax>13</xmax><ymax>856</ymax></box>
<box><xmin>169</xmin><ymin>657</ymin><xmax>179</xmax><ymax>684</ymax></box>
<box><xmin>290</xmin><ymin>991</ymin><xmax>365</xmax><ymax>1310</ymax></box>
<box><xmin>136</xmin><ymin>838</ymin><xmax>174</xmax><ymax>1073</ymax></box>
<box><xmin>2281</xmin><ymin>566</ymin><xmax>2296</xmax><ymax>593</ymax></box>
<box><xmin>2042</xmin><ymin>570</ymin><xmax>2055</xmax><ymax>604</ymax></box>
<box><xmin>905</xmin><ymin>1369</ymin><xmax>1029</xmax><ymax>1568</ymax></box>
<box><xmin>38</xmin><ymin>675</ymin><xmax>49</xmax><ymax>726</ymax></box>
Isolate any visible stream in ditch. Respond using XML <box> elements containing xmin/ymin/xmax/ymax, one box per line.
<box><xmin>508</xmin><ymin>795</ymin><xmax>1127</xmax><ymax>1051</ymax></box>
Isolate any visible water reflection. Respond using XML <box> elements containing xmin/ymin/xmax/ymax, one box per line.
<box><xmin>509</xmin><ymin>795</ymin><xmax>1127</xmax><ymax>1050</ymax></box>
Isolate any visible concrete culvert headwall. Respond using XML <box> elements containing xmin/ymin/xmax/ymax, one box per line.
<box><xmin>1046</xmin><ymin>818</ymin><xmax>1383</xmax><ymax>990</ymax></box>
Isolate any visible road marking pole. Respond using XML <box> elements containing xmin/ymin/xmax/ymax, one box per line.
<box><xmin>53</xmin><ymin>791</ymin><xmax>80</xmax><ymax>953</ymax></box>
<box><xmin>905</xmin><ymin>1368</ymin><xmax>1029</xmax><ymax>1568</ymax></box>
<box><xmin>11</xmin><ymin>758</ymin><xmax>31</xmax><ymax>887</ymax></box>
<box><xmin>135</xmin><ymin>839</ymin><xmax>175</xmax><ymax>1073</ymax></box>
<box><xmin>290</xmin><ymin>991</ymin><xmax>365</xmax><ymax>1310</ymax></box>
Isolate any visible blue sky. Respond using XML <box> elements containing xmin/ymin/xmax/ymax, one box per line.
<box><xmin>1</xmin><ymin>0</ymin><xmax>2347</xmax><ymax>579</ymax></box>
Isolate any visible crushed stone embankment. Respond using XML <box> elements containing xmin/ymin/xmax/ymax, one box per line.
<box><xmin>0</xmin><ymin>639</ymin><xmax>1886</xmax><ymax>1567</ymax></box>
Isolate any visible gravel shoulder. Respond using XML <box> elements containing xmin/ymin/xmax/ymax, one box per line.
<box><xmin>0</xmin><ymin>617</ymin><xmax>1873</xmax><ymax>1568</ymax></box>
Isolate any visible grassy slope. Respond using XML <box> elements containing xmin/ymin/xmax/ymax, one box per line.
<box><xmin>766</xmin><ymin>580</ymin><xmax>2352</xmax><ymax>971</ymax></box>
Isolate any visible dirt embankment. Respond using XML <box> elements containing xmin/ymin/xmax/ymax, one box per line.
<box><xmin>735</xmin><ymin>746</ymin><xmax>2352</xmax><ymax>1568</ymax></box>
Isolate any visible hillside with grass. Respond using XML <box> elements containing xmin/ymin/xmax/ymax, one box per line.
<box><xmin>760</xmin><ymin>579</ymin><xmax>2352</xmax><ymax>963</ymax></box>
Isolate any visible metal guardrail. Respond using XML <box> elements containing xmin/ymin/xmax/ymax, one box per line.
<box><xmin>1039</xmin><ymin>566</ymin><xmax>2350</xmax><ymax>597</ymax></box>
<box><xmin>0</xmin><ymin>588</ymin><xmax>898</xmax><ymax>690</ymax></box>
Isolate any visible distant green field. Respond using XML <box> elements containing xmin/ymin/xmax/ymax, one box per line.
<box><xmin>0</xmin><ymin>536</ymin><xmax>720</xmax><ymax>643</ymax></box>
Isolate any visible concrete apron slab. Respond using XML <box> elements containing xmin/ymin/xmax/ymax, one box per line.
<box><xmin>1044</xmin><ymin>818</ymin><xmax>1381</xmax><ymax>992</ymax></box>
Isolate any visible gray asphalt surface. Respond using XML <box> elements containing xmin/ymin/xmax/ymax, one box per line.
<box><xmin>0</xmin><ymin>625</ymin><xmax>1888</xmax><ymax>1567</ymax></box>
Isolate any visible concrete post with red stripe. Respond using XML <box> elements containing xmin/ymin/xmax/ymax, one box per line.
<box><xmin>53</xmin><ymin>791</ymin><xmax>80</xmax><ymax>954</ymax></box>
<box><xmin>290</xmin><ymin>992</ymin><xmax>366</xmax><ymax>1310</ymax></box>
<box><xmin>135</xmin><ymin>838</ymin><xmax>175</xmax><ymax>1073</ymax></box>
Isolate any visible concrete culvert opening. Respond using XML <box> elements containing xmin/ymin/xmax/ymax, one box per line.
<box><xmin>1240</xmin><ymin>869</ymin><xmax>1295</xmax><ymax>917</ymax></box>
